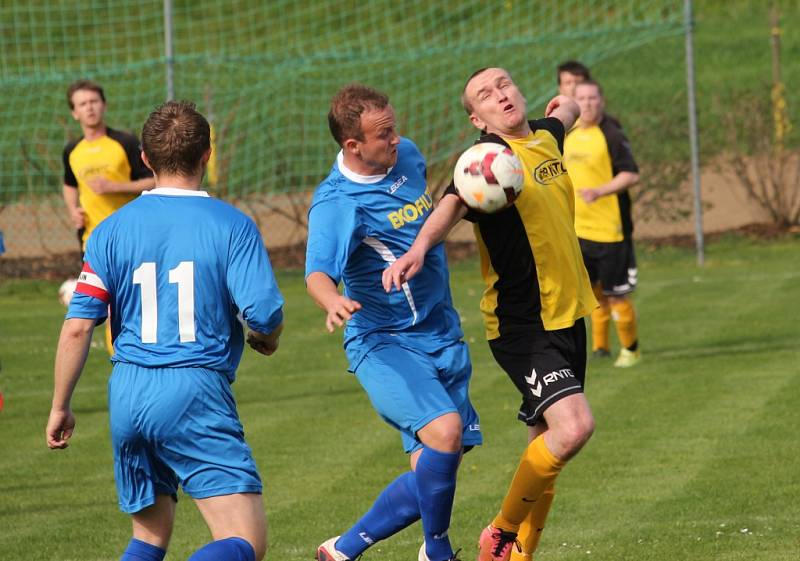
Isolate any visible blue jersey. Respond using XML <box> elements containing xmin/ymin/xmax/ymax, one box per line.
<box><xmin>68</xmin><ymin>188</ymin><xmax>284</xmax><ymax>381</ymax></box>
<box><xmin>305</xmin><ymin>138</ymin><xmax>463</xmax><ymax>365</ymax></box>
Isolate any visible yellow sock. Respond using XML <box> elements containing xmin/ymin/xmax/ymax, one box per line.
<box><xmin>611</xmin><ymin>298</ymin><xmax>638</xmax><ymax>350</ymax></box>
<box><xmin>104</xmin><ymin>318</ymin><xmax>114</xmax><ymax>356</ymax></box>
<box><xmin>591</xmin><ymin>290</ymin><xmax>610</xmax><ymax>351</ymax></box>
<box><xmin>492</xmin><ymin>435</ymin><xmax>564</xmax><ymax>533</ymax></box>
<box><xmin>510</xmin><ymin>483</ymin><xmax>556</xmax><ymax>561</ymax></box>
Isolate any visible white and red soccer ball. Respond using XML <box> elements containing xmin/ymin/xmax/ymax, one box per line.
<box><xmin>453</xmin><ymin>142</ymin><xmax>524</xmax><ymax>213</ymax></box>
<box><xmin>58</xmin><ymin>278</ymin><xmax>78</xmax><ymax>307</ymax></box>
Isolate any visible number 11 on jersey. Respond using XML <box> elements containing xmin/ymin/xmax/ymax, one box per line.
<box><xmin>132</xmin><ymin>261</ymin><xmax>196</xmax><ymax>344</ymax></box>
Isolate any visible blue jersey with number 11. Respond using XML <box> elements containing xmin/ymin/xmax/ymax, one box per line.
<box><xmin>67</xmin><ymin>188</ymin><xmax>284</xmax><ymax>381</ymax></box>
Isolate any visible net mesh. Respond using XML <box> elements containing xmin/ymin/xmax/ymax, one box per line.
<box><xmin>1</xmin><ymin>0</ymin><xmax>699</xmax><ymax>264</ymax></box>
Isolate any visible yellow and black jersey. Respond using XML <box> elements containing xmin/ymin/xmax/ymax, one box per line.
<box><xmin>446</xmin><ymin>118</ymin><xmax>596</xmax><ymax>339</ymax></box>
<box><xmin>63</xmin><ymin>127</ymin><xmax>152</xmax><ymax>248</ymax></box>
<box><xmin>564</xmin><ymin>115</ymin><xmax>638</xmax><ymax>243</ymax></box>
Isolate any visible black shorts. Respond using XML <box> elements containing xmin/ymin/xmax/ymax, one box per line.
<box><xmin>579</xmin><ymin>238</ymin><xmax>637</xmax><ymax>296</ymax></box>
<box><xmin>489</xmin><ymin>319</ymin><xmax>587</xmax><ymax>426</ymax></box>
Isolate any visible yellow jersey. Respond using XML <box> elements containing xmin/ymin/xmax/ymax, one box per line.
<box><xmin>564</xmin><ymin>115</ymin><xmax>638</xmax><ymax>243</ymax></box>
<box><xmin>63</xmin><ymin>128</ymin><xmax>152</xmax><ymax>249</ymax></box>
<box><xmin>448</xmin><ymin>118</ymin><xmax>596</xmax><ymax>338</ymax></box>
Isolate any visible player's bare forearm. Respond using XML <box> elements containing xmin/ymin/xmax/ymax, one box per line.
<box><xmin>588</xmin><ymin>171</ymin><xmax>640</xmax><ymax>199</ymax></box>
<box><xmin>306</xmin><ymin>271</ymin><xmax>361</xmax><ymax>332</ymax></box>
<box><xmin>62</xmin><ymin>184</ymin><xmax>85</xmax><ymax>228</ymax></box>
<box><xmin>51</xmin><ymin>318</ymin><xmax>95</xmax><ymax>410</ymax></box>
<box><xmin>47</xmin><ymin>318</ymin><xmax>95</xmax><ymax>449</ymax></box>
<box><xmin>122</xmin><ymin>177</ymin><xmax>156</xmax><ymax>193</ymax></box>
<box><xmin>88</xmin><ymin>176</ymin><xmax>155</xmax><ymax>195</ymax></box>
<box><xmin>382</xmin><ymin>193</ymin><xmax>466</xmax><ymax>292</ymax></box>
<box><xmin>545</xmin><ymin>95</ymin><xmax>580</xmax><ymax>131</ymax></box>
<box><xmin>417</xmin><ymin>193</ymin><xmax>467</xmax><ymax>250</ymax></box>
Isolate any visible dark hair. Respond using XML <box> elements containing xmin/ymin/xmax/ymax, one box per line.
<box><xmin>328</xmin><ymin>84</ymin><xmax>390</xmax><ymax>146</ymax></box>
<box><xmin>141</xmin><ymin>101</ymin><xmax>210</xmax><ymax>177</ymax></box>
<box><xmin>575</xmin><ymin>78</ymin><xmax>604</xmax><ymax>96</ymax></box>
<box><xmin>67</xmin><ymin>79</ymin><xmax>105</xmax><ymax>109</ymax></box>
<box><xmin>461</xmin><ymin>67</ymin><xmax>516</xmax><ymax>115</ymax></box>
<box><xmin>557</xmin><ymin>60</ymin><xmax>592</xmax><ymax>83</ymax></box>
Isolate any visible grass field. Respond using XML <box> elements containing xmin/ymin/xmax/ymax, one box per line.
<box><xmin>1</xmin><ymin>234</ymin><xmax>799</xmax><ymax>561</ymax></box>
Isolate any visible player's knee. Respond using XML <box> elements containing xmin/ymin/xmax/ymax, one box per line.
<box><xmin>419</xmin><ymin>414</ymin><xmax>463</xmax><ymax>452</ymax></box>
<box><xmin>552</xmin><ymin>415</ymin><xmax>594</xmax><ymax>459</ymax></box>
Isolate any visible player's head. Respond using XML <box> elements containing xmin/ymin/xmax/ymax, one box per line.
<box><xmin>141</xmin><ymin>101</ymin><xmax>211</xmax><ymax>178</ymax></box>
<box><xmin>461</xmin><ymin>67</ymin><xmax>528</xmax><ymax>137</ymax></box>
<box><xmin>557</xmin><ymin>60</ymin><xmax>591</xmax><ymax>98</ymax></box>
<box><xmin>574</xmin><ymin>79</ymin><xmax>605</xmax><ymax>126</ymax></box>
<box><xmin>67</xmin><ymin>79</ymin><xmax>106</xmax><ymax>128</ymax></box>
<box><xmin>328</xmin><ymin>83</ymin><xmax>400</xmax><ymax>174</ymax></box>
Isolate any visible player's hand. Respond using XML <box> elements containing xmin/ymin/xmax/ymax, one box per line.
<box><xmin>324</xmin><ymin>296</ymin><xmax>361</xmax><ymax>333</ymax></box>
<box><xmin>578</xmin><ymin>188</ymin><xmax>600</xmax><ymax>203</ymax></box>
<box><xmin>544</xmin><ymin>94</ymin><xmax>572</xmax><ymax>117</ymax></box>
<box><xmin>69</xmin><ymin>207</ymin><xmax>86</xmax><ymax>229</ymax></box>
<box><xmin>87</xmin><ymin>177</ymin><xmax>117</xmax><ymax>194</ymax></box>
<box><xmin>46</xmin><ymin>408</ymin><xmax>75</xmax><ymax>449</ymax></box>
<box><xmin>382</xmin><ymin>247</ymin><xmax>425</xmax><ymax>292</ymax></box>
<box><xmin>247</xmin><ymin>330</ymin><xmax>279</xmax><ymax>356</ymax></box>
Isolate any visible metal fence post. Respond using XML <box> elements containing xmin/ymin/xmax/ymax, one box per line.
<box><xmin>164</xmin><ymin>0</ymin><xmax>175</xmax><ymax>101</ymax></box>
<box><xmin>685</xmin><ymin>0</ymin><xmax>704</xmax><ymax>265</ymax></box>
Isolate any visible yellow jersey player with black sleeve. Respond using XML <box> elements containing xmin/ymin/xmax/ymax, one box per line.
<box><xmin>384</xmin><ymin>69</ymin><xmax>598</xmax><ymax>561</ymax></box>
<box><xmin>448</xmin><ymin>118</ymin><xmax>595</xmax><ymax>339</ymax></box>
<box><xmin>63</xmin><ymin>127</ymin><xmax>152</xmax><ymax>249</ymax></box>
<box><xmin>565</xmin><ymin>79</ymin><xmax>642</xmax><ymax>369</ymax></box>
<box><xmin>564</xmin><ymin>115</ymin><xmax>637</xmax><ymax>243</ymax></box>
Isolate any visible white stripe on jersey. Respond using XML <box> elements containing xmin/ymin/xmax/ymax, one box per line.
<box><xmin>362</xmin><ymin>236</ymin><xmax>418</xmax><ymax>325</ymax></box>
<box><xmin>78</xmin><ymin>269</ymin><xmax>108</xmax><ymax>291</ymax></box>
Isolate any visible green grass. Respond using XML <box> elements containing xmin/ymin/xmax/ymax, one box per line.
<box><xmin>1</xmin><ymin>235</ymin><xmax>799</xmax><ymax>560</ymax></box>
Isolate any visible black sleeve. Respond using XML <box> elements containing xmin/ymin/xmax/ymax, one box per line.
<box><xmin>62</xmin><ymin>141</ymin><xmax>79</xmax><ymax>187</ymax></box>
<box><xmin>600</xmin><ymin>118</ymin><xmax>639</xmax><ymax>175</ymax></box>
<box><xmin>444</xmin><ymin>133</ymin><xmax>512</xmax><ymax>223</ymax></box>
<box><xmin>530</xmin><ymin>117</ymin><xmax>566</xmax><ymax>154</ymax></box>
<box><xmin>108</xmin><ymin>128</ymin><xmax>153</xmax><ymax>180</ymax></box>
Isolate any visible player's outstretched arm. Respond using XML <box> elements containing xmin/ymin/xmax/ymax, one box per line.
<box><xmin>87</xmin><ymin>176</ymin><xmax>155</xmax><ymax>195</ymax></box>
<box><xmin>545</xmin><ymin>94</ymin><xmax>580</xmax><ymax>131</ymax></box>
<box><xmin>46</xmin><ymin>317</ymin><xmax>96</xmax><ymax>450</ymax></box>
<box><xmin>247</xmin><ymin>323</ymin><xmax>283</xmax><ymax>356</ymax></box>
<box><xmin>382</xmin><ymin>193</ymin><xmax>467</xmax><ymax>292</ymax></box>
<box><xmin>306</xmin><ymin>272</ymin><xmax>362</xmax><ymax>333</ymax></box>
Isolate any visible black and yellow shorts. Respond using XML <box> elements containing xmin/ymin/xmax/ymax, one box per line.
<box><xmin>488</xmin><ymin>319</ymin><xmax>587</xmax><ymax>426</ymax></box>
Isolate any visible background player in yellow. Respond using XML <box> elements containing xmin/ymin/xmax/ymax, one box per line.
<box><xmin>564</xmin><ymin>79</ymin><xmax>642</xmax><ymax>367</ymax></box>
<box><xmin>384</xmin><ymin>67</ymin><xmax>597</xmax><ymax>561</ymax></box>
<box><xmin>62</xmin><ymin>79</ymin><xmax>155</xmax><ymax>250</ymax></box>
<box><xmin>62</xmin><ymin>79</ymin><xmax>155</xmax><ymax>353</ymax></box>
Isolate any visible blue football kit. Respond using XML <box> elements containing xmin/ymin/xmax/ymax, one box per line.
<box><xmin>68</xmin><ymin>187</ymin><xmax>284</xmax><ymax>513</ymax></box>
<box><xmin>305</xmin><ymin>138</ymin><xmax>481</xmax><ymax>453</ymax></box>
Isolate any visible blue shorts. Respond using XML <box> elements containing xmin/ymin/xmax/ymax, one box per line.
<box><xmin>351</xmin><ymin>339</ymin><xmax>482</xmax><ymax>454</ymax></box>
<box><xmin>108</xmin><ymin>363</ymin><xmax>262</xmax><ymax>513</ymax></box>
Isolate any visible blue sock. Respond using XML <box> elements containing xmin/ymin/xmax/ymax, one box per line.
<box><xmin>335</xmin><ymin>471</ymin><xmax>421</xmax><ymax>559</ymax></box>
<box><xmin>415</xmin><ymin>447</ymin><xmax>461</xmax><ymax>561</ymax></box>
<box><xmin>120</xmin><ymin>538</ymin><xmax>166</xmax><ymax>561</ymax></box>
<box><xmin>188</xmin><ymin>537</ymin><xmax>255</xmax><ymax>561</ymax></box>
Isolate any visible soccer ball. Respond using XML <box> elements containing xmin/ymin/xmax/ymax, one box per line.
<box><xmin>453</xmin><ymin>142</ymin><xmax>524</xmax><ymax>213</ymax></box>
<box><xmin>58</xmin><ymin>278</ymin><xmax>78</xmax><ymax>307</ymax></box>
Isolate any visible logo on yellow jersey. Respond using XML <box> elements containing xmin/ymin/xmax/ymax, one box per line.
<box><xmin>533</xmin><ymin>159</ymin><xmax>567</xmax><ymax>185</ymax></box>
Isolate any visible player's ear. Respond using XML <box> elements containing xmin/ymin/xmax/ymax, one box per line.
<box><xmin>201</xmin><ymin>148</ymin><xmax>212</xmax><ymax>165</ymax></box>
<box><xmin>343</xmin><ymin>138</ymin><xmax>360</xmax><ymax>157</ymax></box>
<box><xmin>141</xmin><ymin>150</ymin><xmax>154</xmax><ymax>173</ymax></box>
<box><xmin>469</xmin><ymin>112</ymin><xmax>487</xmax><ymax>132</ymax></box>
